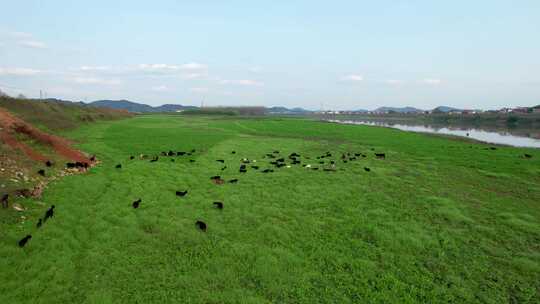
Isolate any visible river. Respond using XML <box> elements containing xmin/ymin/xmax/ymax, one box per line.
<box><xmin>327</xmin><ymin>119</ymin><xmax>540</xmax><ymax>148</ymax></box>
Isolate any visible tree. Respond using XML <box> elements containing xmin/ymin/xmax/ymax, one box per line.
<box><xmin>17</xmin><ymin>93</ymin><xmax>27</xmax><ymax>99</ymax></box>
<box><xmin>0</xmin><ymin>89</ymin><xmax>8</xmax><ymax>97</ymax></box>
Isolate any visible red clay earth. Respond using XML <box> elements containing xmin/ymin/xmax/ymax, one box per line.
<box><xmin>0</xmin><ymin>107</ymin><xmax>93</xmax><ymax>164</ymax></box>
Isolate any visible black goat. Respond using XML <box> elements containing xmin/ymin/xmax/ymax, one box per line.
<box><xmin>132</xmin><ymin>199</ymin><xmax>141</xmax><ymax>209</ymax></box>
<box><xmin>44</xmin><ymin>205</ymin><xmax>55</xmax><ymax>222</ymax></box>
<box><xmin>45</xmin><ymin>160</ymin><xmax>53</xmax><ymax>167</ymax></box>
<box><xmin>18</xmin><ymin>235</ymin><xmax>32</xmax><ymax>248</ymax></box>
<box><xmin>176</xmin><ymin>191</ymin><xmax>188</xmax><ymax>197</ymax></box>
<box><xmin>115</xmin><ymin>164</ymin><xmax>122</xmax><ymax>169</ymax></box>
<box><xmin>229</xmin><ymin>179</ymin><xmax>239</xmax><ymax>183</ymax></box>
<box><xmin>195</xmin><ymin>220</ymin><xmax>207</xmax><ymax>232</ymax></box>
<box><xmin>216</xmin><ymin>159</ymin><xmax>225</xmax><ymax>163</ymax></box>
<box><xmin>364</xmin><ymin>167</ymin><xmax>371</xmax><ymax>172</ymax></box>
<box><xmin>375</xmin><ymin>153</ymin><xmax>386</xmax><ymax>159</ymax></box>
<box><xmin>38</xmin><ymin>169</ymin><xmax>45</xmax><ymax>177</ymax></box>
<box><xmin>213</xmin><ymin>202</ymin><xmax>224</xmax><ymax>209</ymax></box>
<box><xmin>2</xmin><ymin>194</ymin><xmax>8</xmax><ymax>209</ymax></box>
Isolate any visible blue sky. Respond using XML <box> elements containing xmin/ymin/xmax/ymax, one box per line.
<box><xmin>1</xmin><ymin>0</ymin><xmax>539</xmax><ymax>110</ymax></box>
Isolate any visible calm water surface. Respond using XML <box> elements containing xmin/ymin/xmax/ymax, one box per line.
<box><xmin>328</xmin><ymin>119</ymin><xmax>540</xmax><ymax>148</ymax></box>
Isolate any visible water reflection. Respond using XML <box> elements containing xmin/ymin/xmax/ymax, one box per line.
<box><xmin>328</xmin><ymin>119</ymin><xmax>540</xmax><ymax>148</ymax></box>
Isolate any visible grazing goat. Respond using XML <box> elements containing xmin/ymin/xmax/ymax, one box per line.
<box><xmin>221</xmin><ymin>166</ymin><xmax>227</xmax><ymax>171</ymax></box>
<box><xmin>210</xmin><ymin>176</ymin><xmax>222</xmax><ymax>180</ymax></box>
<box><xmin>216</xmin><ymin>159</ymin><xmax>225</xmax><ymax>163</ymax></box>
<box><xmin>364</xmin><ymin>167</ymin><xmax>371</xmax><ymax>172</ymax></box>
<box><xmin>38</xmin><ymin>169</ymin><xmax>45</xmax><ymax>177</ymax></box>
<box><xmin>130</xmin><ymin>156</ymin><xmax>135</xmax><ymax>160</ymax></box>
<box><xmin>251</xmin><ymin>165</ymin><xmax>259</xmax><ymax>170</ymax></box>
<box><xmin>375</xmin><ymin>153</ymin><xmax>386</xmax><ymax>159</ymax></box>
<box><xmin>90</xmin><ymin>155</ymin><xmax>96</xmax><ymax>162</ymax></box>
<box><xmin>524</xmin><ymin>153</ymin><xmax>532</xmax><ymax>158</ymax></box>
<box><xmin>177</xmin><ymin>152</ymin><xmax>186</xmax><ymax>156</ymax></box>
<box><xmin>231</xmin><ymin>151</ymin><xmax>236</xmax><ymax>154</ymax></box>
<box><xmin>66</xmin><ymin>162</ymin><xmax>76</xmax><ymax>169</ymax></box>
<box><xmin>132</xmin><ymin>199</ymin><xmax>141</xmax><ymax>209</ymax></box>
<box><xmin>262</xmin><ymin>169</ymin><xmax>274</xmax><ymax>173</ymax></box>
<box><xmin>229</xmin><ymin>179</ymin><xmax>238</xmax><ymax>183</ymax></box>
<box><xmin>45</xmin><ymin>160</ymin><xmax>53</xmax><ymax>167</ymax></box>
<box><xmin>36</xmin><ymin>218</ymin><xmax>42</xmax><ymax>228</ymax></box>
<box><xmin>195</xmin><ymin>220</ymin><xmax>207</xmax><ymax>232</ymax></box>
<box><xmin>2</xmin><ymin>194</ymin><xmax>8</xmax><ymax>209</ymax></box>
<box><xmin>18</xmin><ymin>235</ymin><xmax>32</xmax><ymax>248</ymax></box>
<box><xmin>115</xmin><ymin>164</ymin><xmax>122</xmax><ymax>169</ymax></box>
<box><xmin>44</xmin><ymin>205</ymin><xmax>55</xmax><ymax>222</ymax></box>
<box><xmin>213</xmin><ymin>202</ymin><xmax>223</xmax><ymax>209</ymax></box>
<box><xmin>150</xmin><ymin>156</ymin><xmax>159</xmax><ymax>162</ymax></box>
<box><xmin>176</xmin><ymin>191</ymin><xmax>188</xmax><ymax>197</ymax></box>
<box><xmin>189</xmin><ymin>159</ymin><xmax>196</xmax><ymax>163</ymax></box>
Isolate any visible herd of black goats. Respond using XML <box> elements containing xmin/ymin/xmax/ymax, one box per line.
<box><xmin>8</xmin><ymin>147</ymin><xmax>388</xmax><ymax>248</ymax></box>
<box><xmin>10</xmin><ymin>145</ymin><xmax>534</xmax><ymax>248</ymax></box>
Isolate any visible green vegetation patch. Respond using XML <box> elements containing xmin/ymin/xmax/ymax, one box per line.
<box><xmin>0</xmin><ymin>115</ymin><xmax>538</xmax><ymax>303</ymax></box>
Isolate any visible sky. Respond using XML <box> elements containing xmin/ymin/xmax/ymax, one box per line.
<box><xmin>0</xmin><ymin>0</ymin><xmax>539</xmax><ymax>110</ymax></box>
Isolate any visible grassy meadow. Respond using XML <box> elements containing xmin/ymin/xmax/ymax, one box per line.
<box><xmin>1</xmin><ymin>114</ymin><xmax>539</xmax><ymax>303</ymax></box>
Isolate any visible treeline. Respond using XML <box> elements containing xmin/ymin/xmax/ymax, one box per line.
<box><xmin>181</xmin><ymin>107</ymin><xmax>266</xmax><ymax>116</ymax></box>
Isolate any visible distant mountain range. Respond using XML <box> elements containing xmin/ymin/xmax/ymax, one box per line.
<box><xmin>432</xmin><ymin>106</ymin><xmax>463</xmax><ymax>113</ymax></box>
<box><xmin>87</xmin><ymin>100</ymin><xmax>197</xmax><ymax>112</ymax></box>
<box><xmin>30</xmin><ymin>98</ymin><xmax>522</xmax><ymax>115</ymax></box>
<box><xmin>373</xmin><ymin>106</ymin><xmax>424</xmax><ymax>113</ymax></box>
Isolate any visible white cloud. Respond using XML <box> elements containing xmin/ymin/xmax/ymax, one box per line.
<box><xmin>180</xmin><ymin>62</ymin><xmax>207</xmax><ymax>70</ymax></box>
<box><xmin>220</xmin><ymin>79</ymin><xmax>264</xmax><ymax>86</ymax></box>
<box><xmin>190</xmin><ymin>87</ymin><xmax>209</xmax><ymax>93</ymax></box>
<box><xmin>342</xmin><ymin>74</ymin><xmax>364</xmax><ymax>82</ymax></box>
<box><xmin>0</xmin><ymin>67</ymin><xmax>41</xmax><ymax>76</ymax></box>
<box><xmin>151</xmin><ymin>85</ymin><xmax>169</xmax><ymax>92</ymax></box>
<box><xmin>422</xmin><ymin>78</ymin><xmax>442</xmax><ymax>85</ymax></box>
<box><xmin>73</xmin><ymin>77</ymin><xmax>121</xmax><ymax>85</ymax></box>
<box><xmin>139</xmin><ymin>63</ymin><xmax>180</xmax><ymax>71</ymax></box>
<box><xmin>80</xmin><ymin>65</ymin><xmax>111</xmax><ymax>71</ymax></box>
<box><xmin>138</xmin><ymin>62</ymin><xmax>207</xmax><ymax>72</ymax></box>
<box><xmin>182</xmin><ymin>73</ymin><xmax>206</xmax><ymax>80</ymax></box>
<box><xmin>18</xmin><ymin>40</ymin><xmax>47</xmax><ymax>49</ymax></box>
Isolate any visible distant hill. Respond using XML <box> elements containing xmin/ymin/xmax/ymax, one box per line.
<box><xmin>432</xmin><ymin>106</ymin><xmax>462</xmax><ymax>113</ymax></box>
<box><xmin>266</xmin><ymin>106</ymin><xmax>312</xmax><ymax>114</ymax></box>
<box><xmin>374</xmin><ymin>106</ymin><xmax>424</xmax><ymax>113</ymax></box>
<box><xmin>87</xmin><ymin>100</ymin><xmax>195</xmax><ymax>113</ymax></box>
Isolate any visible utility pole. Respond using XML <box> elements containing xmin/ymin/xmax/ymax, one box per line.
<box><xmin>40</xmin><ymin>90</ymin><xmax>42</xmax><ymax>100</ymax></box>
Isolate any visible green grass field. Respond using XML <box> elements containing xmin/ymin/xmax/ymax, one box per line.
<box><xmin>1</xmin><ymin>115</ymin><xmax>539</xmax><ymax>303</ymax></box>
